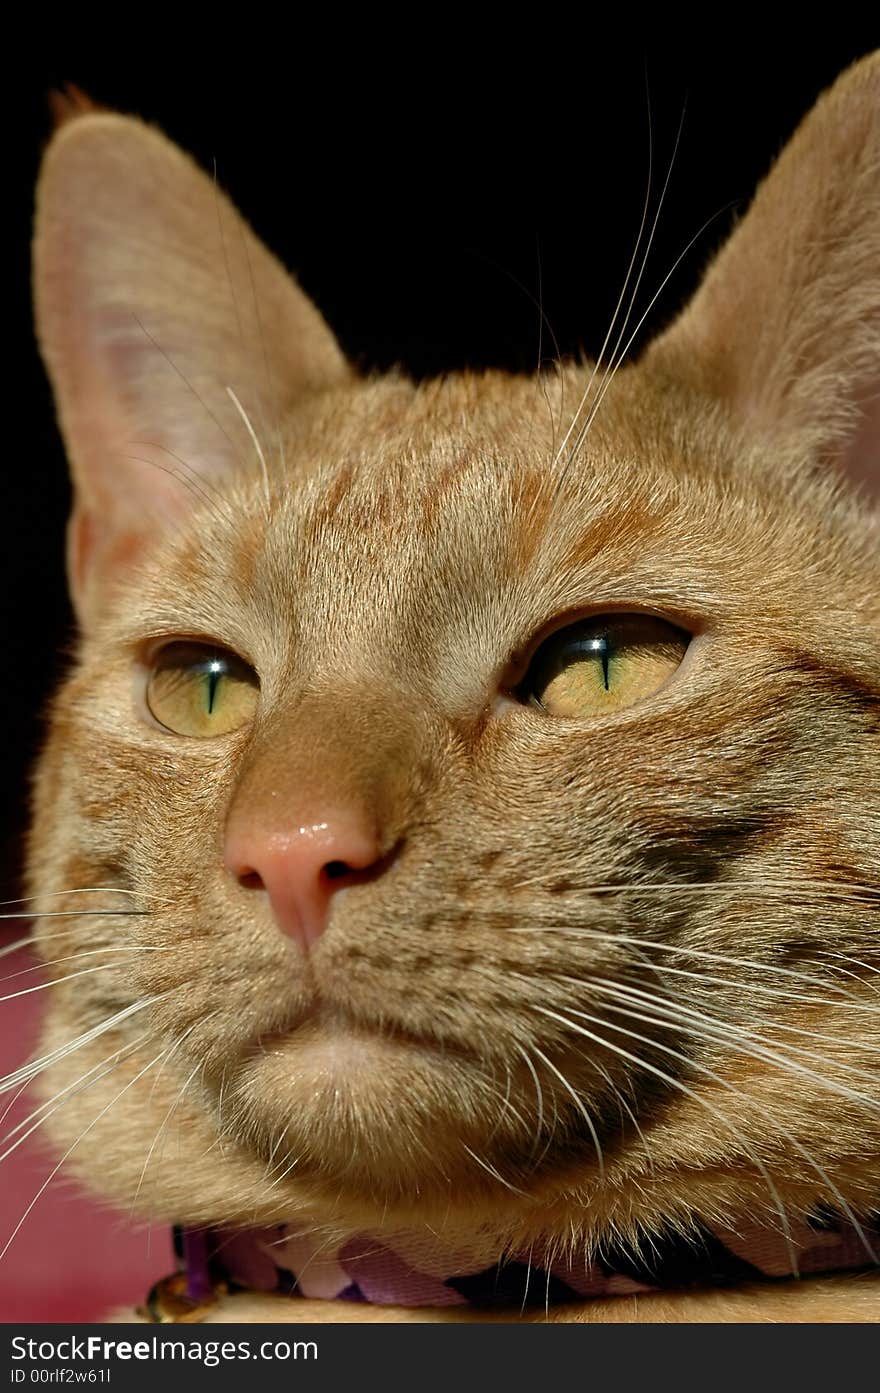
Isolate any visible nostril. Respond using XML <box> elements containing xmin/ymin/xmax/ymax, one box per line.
<box><xmin>324</xmin><ymin>859</ymin><xmax>353</xmax><ymax>881</ymax></box>
<box><xmin>238</xmin><ymin>869</ymin><xmax>264</xmax><ymax>891</ymax></box>
<box><xmin>320</xmin><ymin>840</ymin><xmax>403</xmax><ymax>890</ymax></box>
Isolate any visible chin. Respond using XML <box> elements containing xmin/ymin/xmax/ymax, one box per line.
<box><xmin>224</xmin><ymin>1015</ymin><xmax>540</xmax><ymax>1206</ymax></box>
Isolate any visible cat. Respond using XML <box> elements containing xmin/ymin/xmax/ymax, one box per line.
<box><xmin>12</xmin><ymin>52</ymin><xmax>879</xmax><ymax>1322</ymax></box>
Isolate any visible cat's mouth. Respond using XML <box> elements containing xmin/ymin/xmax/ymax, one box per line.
<box><xmin>257</xmin><ymin>1000</ymin><xmax>478</xmax><ymax>1066</ymax></box>
<box><xmin>216</xmin><ymin>995</ymin><xmax>636</xmax><ymax>1210</ymax></box>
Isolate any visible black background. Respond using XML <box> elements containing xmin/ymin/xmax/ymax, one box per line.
<box><xmin>4</xmin><ymin>31</ymin><xmax>878</xmax><ymax>904</ymax></box>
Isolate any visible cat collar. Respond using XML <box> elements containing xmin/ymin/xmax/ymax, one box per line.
<box><xmin>143</xmin><ymin>1210</ymin><xmax>880</xmax><ymax>1321</ymax></box>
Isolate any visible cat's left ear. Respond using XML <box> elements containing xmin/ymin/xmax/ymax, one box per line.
<box><xmin>647</xmin><ymin>53</ymin><xmax>879</xmax><ymax>504</ymax></box>
<box><xmin>33</xmin><ymin>103</ymin><xmax>351</xmax><ymax>621</ymax></box>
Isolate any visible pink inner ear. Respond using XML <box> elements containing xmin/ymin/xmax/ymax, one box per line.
<box><xmin>34</xmin><ymin>110</ymin><xmax>354</xmax><ymax>631</ymax></box>
<box><xmin>68</xmin><ymin>507</ymin><xmax>149</xmax><ymax>613</ymax></box>
<box><xmin>838</xmin><ymin>387</ymin><xmax>880</xmax><ymax>503</ymax></box>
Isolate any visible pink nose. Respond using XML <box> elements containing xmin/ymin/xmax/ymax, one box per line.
<box><xmin>224</xmin><ymin>817</ymin><xmax>383</xmax><ymax>951</ymax></box>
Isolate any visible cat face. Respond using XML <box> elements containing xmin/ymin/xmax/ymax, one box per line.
<box><xmin>24</xmin><ymin>61</ymin><xmax>879</xmax><ymax>1248</ymax></box>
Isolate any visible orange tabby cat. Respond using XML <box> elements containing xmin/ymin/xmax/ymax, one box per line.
<box><xmin>17</xmin><ymin>54</ymin><xmax>879</xmax><ymax>1322</ymax></box>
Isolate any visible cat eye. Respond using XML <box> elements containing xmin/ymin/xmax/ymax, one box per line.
<box><xmin>145</xmin><ymin>642</ymin><xmax>259</xmax><ymax>737</ymax></box>
<box><xmin>517</xmin><ymin>614</ymin><xmax>689</xmax><ymax>718</ymax></box>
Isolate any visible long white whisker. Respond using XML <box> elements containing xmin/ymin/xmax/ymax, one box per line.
<box><xmin>542</xmin><ymin>1004</ymin><xmax>877</xmax><ymax>1264</ymax></box>
<box><xmin>0</xmin><ymin>888</ymin><xmax>164</xmax><ymax>907</ymax></box>
<box><xmin>510</xmin><ymin>875</ymin><xmax>880</xmax><ymax>902</ymax></box>
<box><xmin>573</xmin><ymin>1047</ymin><xmax>653</xmax><ymax>1167</ymax></box>
<box><xmin>586</xmin><ymin>974</ymin><xmax>880</xmax><ymax>1078</ymax></box>
<box><xmin>0</xmin><ymin>996</ymin><xmax>165</xmax><ymax>1096</ymax></box>
<box><xmin>585</xmin><ymin>979</ymin><xmax>880</xmax><ymax>1108</ymax></box>
<box><xmin>1</xmin><ymin>947</ymin><xmax>170</xmax><ymax>983</ymax></box>
<box><xmin>226</xmin><ymin>386</ymin><xmax>271</xmax><ymax>508</ymax></box>
<box><xmin>0</xmin><ymin>1036</ymin><xmax>179</xmax><ymax>1261</ymax></box>
<box><xmin>237</xmin><ymin>213</ymin><xmax>285</xmax><ymax>481</ymax></box>
<box><xmin>461</xmin><ymin>1143</ymin><xmax>528</xmax><ymax>1196</ymax></box>
<box><xmin>566</xmin><ymin>200</ymin><xmax>738</xmax><ymax>468</ymax></box>
<box><xmin>0</xmin><ymin>963</ymin><xmax>139</xmax><ymax>1005</ymax></box>
<box><xmin>0</xmin><ymin>910</ymin><xmax>151</xmax><ymax>922</ymax></box>
<box><xmin>551</xmin><ymin>85</ymin><xmax>657</xmax><ymax>472</ymax></box>
<box><xmin>262</xmin><ymin>1145</ymin><xmax>305</xmax><ymax>1195</ymax></box>
<box><xmin>131</xmin><ymin>1053</ymin><xmax>205</xmax><ymax>1213</ymax></box>
<box><xmin>130</xmin><ymin>312</ymin><xmax>246</xmax><ymax>469</ymax></box>
<box><xmin>561</xmin><ymin>105</ymin><xmax>688</xmax><ymax>482</ymax></box>
<box><xmin>534</xmin><ymin>1003</ymin><xmax>800</xmax><ymax>1271</ymax></box>
<box><xmin>146</xmin><ymin>1016</ymin><xmax>211</xmax><ymax>1106</ymax></box>
<box><xmin>528</xmin><ymin>1044</ymin><xmax>605</xmax><ymax>1179</ymax></box>
<box><xmin>0</xmin><ymin>1037</ymin><xmax>146</xmax><ymax>1164</ymax></box>
<box><xmin>512</xmin><ymin>1042</ymin><xmax>545</xmax><ymax>1158</ymax></box>
<box><xmin>510</xmin><ymin>924</ymin><xmax>880</xmax><ymax>1008</ymax></box>
<box><xmin>602</xmin><ymin>957</ymin><xmax>880</xmax><ymax>1020</ymax></box>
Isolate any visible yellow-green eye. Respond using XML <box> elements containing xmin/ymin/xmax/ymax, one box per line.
<box><xmin>146</xmin><ymin>643</ymin><xmax>259</xmax><ymax>737</ymax></box>
<box><xmin>518</xmin><ymin>614</ymin><xmax>689</xmax><ymax>718</ymax></box>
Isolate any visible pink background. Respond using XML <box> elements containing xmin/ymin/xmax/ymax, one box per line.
<box><xmin>0</xmin><ymin>930</ymin><xmax>172</xmax><ymax>1322</ymax></box>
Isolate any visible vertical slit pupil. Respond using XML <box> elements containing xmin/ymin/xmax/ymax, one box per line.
<box><xmin>598</xmin><ymin>636</ymin><xmax>610</xmax><ymax>691</ymax></box>
<box><xmin>206</xmin><ymin>663</ymin><xmax>223</xmax><ymax>714</ymax></box>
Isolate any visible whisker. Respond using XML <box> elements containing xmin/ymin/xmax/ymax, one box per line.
<box><xmin>1</xmin><ymin>947</ymin><xmax>170</xmax><ymax>983</ymax></box>
<box><xmin>583</xmin><ymin>978</ymin><xmax>880</xmax><ymax>1109</ymax></box>
<box><xmin>534</xmin><ymin>1003</ymin><xmax>800</xmax><ymax>1271</ymax></box>
<box><xmin>237</xmin><ymin>210</ymin><xmax>285</xmax><ymax>484</ymax></box>
<box><xmin>130</xmin><ymin>1050</ymin><xmax>206</xmax><ymax>1214</ymax></box>
<box><xmin>819</xmin><ymin>960</ymin><xmax>880</xmax><ymax>1000</ymax></box>
<box><xmin>262</xmin><ymin>1145</ymin><xmax>305</xmax><ymax>1195</ymax></box>
<box><xmin>461</xmin><ymin>1143</ymin><xmax>528</xmax><ymax>1196</ymax></box>
<box><xmin>528</xmin><ymin>1043</ymin><xmax>605</xmax><ymax>1179</ymax></box>
<box><xmin>261</xmin><ymin>1123</ymin><xmax>290</xmax><ymax>1178</ymax></box>
<box><xmin>226</xmin><ymin>386</ymin><xmax>271</xmax><ymax>509</ymax></box>
<box><xmin>558</xmin><ymin>99</ymin><xmax>687</xmax><ymax>488</ymax></box>
<box><xmin>125</xmin><ymin>442</ymin><xmax>235</xmax><ymax>525</ymax></box>
<box><xmin>1</xmin><ymin>920</ymin><xmax>167</xmax><ymax>960</ymax></box>
<box><xmin>823</xmin><ymin>952</ymin><xmax>880</xmax><ymax>977</ymax></box>
<box><xmin>503</xmin><ymin>922</ymin><xmax>880</xmax><ymax>1008</ymax></box>
<box><xmin>481</xmin><ymin>1062</ymin><xmax>534</xmax><ymax>1147</ymax></box>
<box><xmin>121</xmin><ymin>452</ymin><xmax>229</xmax><ymax>522</ymax></box>
<box><xmin>573</xmin><ymin>1047</ymin><xmax>654</xmax><ymax>1168</ymax></box>
<box><xmin>0</xmin><ymin>1036</ymin><xmax>146</xmax><ymax>1164</ymax></box>
<box><xmin>0</xmin><ymin>1079</ymin><xmax>30</xmax><ymax>1135</ymax></box>
<box><xmin>0</xmin><ymin>963</ymin><xmax>140</xmax><ymax>1005</ymax></box>
<box><xmin>146</xmin><ymin>1015</ymin><xmax>211</xmax><ymax>1106</ymax></box>
<box><xmin>215</xmin><ymin>1066</ymin><xmax>228</xmax><ymax>1157</ymax></box>
<box><xmin>512</xmin><ymin>1042</ymin><xmax>545</xmax><ymax>1159</ymax></box>
<box><xmin>0</xmin><ymin>1034</ymin><xmax>180</xmax><ymax>1261</ymax></box>
<box><xmin>0</xmin><ymin>937</ymin><xmax>44</xmax><ymax>959</ymax></box>
<box><xmin>519</xmin><ymin>1242</ymin><xmax>535</xmax><ymax>1315</ymax></box>
<box><xmin>507</xmin><ymin>875</ymin><xmax>880</xmax><ymax>902</ymax></box>
<box><xmin>0</xmin><ymin>996</ymin><xmax>166</xmax><ymax>1096</ymax></box>
<box><xmin>0</xmin><ymin>911</ymin><xmax>152</xmax><ymax>921</ymax></box>
<box><xmin>541</xmin><ymin>1004</ymin><xmax>877</xmax><ymax>1265</ymax></box>
<box><xmin>602</xmin><ymin>956</ymin><xmax>880</xmax><ymax>1018</ymax></box>
<box><xmin>210</xmin><ymin>159</ymin><xmax>287</xmax><ymax>486</ymax></box>
<box><xmin>576</xmin><ymin>972</ymin><xmax>880</xmax><ymax>1062</ymax></box>
<box><xmin>129</xmin><ymin>312</ymin><xmax>246</xmax><ymax>469</ymax></box>
<box><xmin>565</xmin><ymin>200</ymin><xmax>739</xmax><ymax>469</ymax></box>
<box><xmin>551</xmin><ymin>80</ymin><xmax>658</xmax><ymax>475</ymax></box>
<box><xmin>0</xmin><ymin>888</ymin><xmax>165</xmax><ymax>907</ymax></box>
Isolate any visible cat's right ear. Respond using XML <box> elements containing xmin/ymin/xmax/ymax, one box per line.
<box><xmin>646</xmin><ymin>53</ymin><xmax>879</xmax><ymax>507</ymax></box>
<box><xmin>33</xmin><ymin>108</ymin><xmax>351</xmax><ymax>625</ymax></box>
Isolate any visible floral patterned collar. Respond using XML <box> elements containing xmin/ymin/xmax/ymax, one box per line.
<box><xmin>143</xmin><ymin>1209</ymin><xmax>880</xmax><ymax>1322</ymax></box>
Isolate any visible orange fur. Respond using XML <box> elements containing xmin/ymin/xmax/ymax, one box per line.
<box><xmin>21</xmin><ymin>54</ymin><xmax>880</xmax><ymax>1322</ymax></box>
